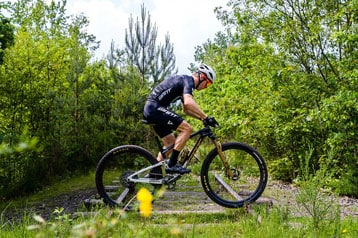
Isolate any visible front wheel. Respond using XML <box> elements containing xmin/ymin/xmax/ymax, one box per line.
<box><xmin>200</xmin><ymin>142</ymin><xmax>268</xmax><ymax>208</ymax></box>
<box><xmin>95</xmin><ymin>145</ymin><xmax>162</xmax><ymax>207</ymax></box>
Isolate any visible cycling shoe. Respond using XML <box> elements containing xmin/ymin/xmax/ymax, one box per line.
<box><xmin>165</xmin><ymin>164</ymin><xmax>191</xmax><ymax>174</ymax></box>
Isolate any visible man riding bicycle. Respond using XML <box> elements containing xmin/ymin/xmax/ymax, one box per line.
<box><xmin>143</xmin><ymin>63</ymin><xmax>218</xmax><ymax>174</ymax></box>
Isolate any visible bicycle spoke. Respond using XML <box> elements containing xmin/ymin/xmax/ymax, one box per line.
<box><xmin>214</xmin><ymin>174</ymin><xmax>242</xmax><ymax>201</ymax></box>
<box><xmin>95</xmin><ymin>145</ymin><xmax>163</xmax><ymax>207</ymax></box>
<box><xmin>115</xmin><ymin>188</ymin><xmax>130</xmax><ymax>204</ymax></box>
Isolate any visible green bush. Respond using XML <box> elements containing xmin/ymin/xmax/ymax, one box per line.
<box><xmin>269</xmin><ymin>157</ymin><xmax>295</xmax><ymax>182</ymax></box>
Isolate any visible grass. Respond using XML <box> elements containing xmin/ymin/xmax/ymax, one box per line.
<box><xmin>1</xmin><ymin>205</ymin><xmax>357</xmax><ymax>238</ymax></box>
<box><xmin>1</xmin><ymin>171</ymin><xmax>357</xmax><ymax>238</ymax></box>
<box><xmin>0</xmin><ymin>171</ymin><xmax>95</xmax><ymax>210</ymax></box>
<box><xmin>0</xmin><ymin>171</ymin><xmax>96</xmax><ymax>229</ymax></box>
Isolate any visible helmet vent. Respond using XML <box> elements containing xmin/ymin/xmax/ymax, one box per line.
<box><xmin>197</xmin><ymin>63</ymin><xmax>216</xmax><ymax>82</ymax></box>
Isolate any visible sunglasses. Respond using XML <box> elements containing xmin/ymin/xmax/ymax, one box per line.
<box><xmin>204</xmin><ymin>75</ymin><xmax>212</xmax><ymax>86</ymax></box>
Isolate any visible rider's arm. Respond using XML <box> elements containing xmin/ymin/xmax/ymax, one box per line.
<box><xmin>182</xmin><ymin>94</ymin><xmax>207</xmax><ymax>121</ymax></box>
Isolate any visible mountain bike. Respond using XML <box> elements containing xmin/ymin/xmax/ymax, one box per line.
<box><xmin>95</xmin><ymin>120</ymin><xmax>268</xmax><ymax>209</ymax></box>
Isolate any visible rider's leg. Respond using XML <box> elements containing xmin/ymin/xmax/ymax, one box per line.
<box><xmin>156</xmin><ymin>133</ymin><xmax>176</xmax><ymax>162</ymax></box>
<box><xmin>167</xmin><ymin>120</ymin><xmax>192</xmax><ymax>167</ymax></box>
<box><xmin>174</xmin><ymin>120</ymin><xmax>192</xmax><ymax>151</ymax></box>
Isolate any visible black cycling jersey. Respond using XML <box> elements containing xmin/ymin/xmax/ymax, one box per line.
<box><xmin>147</xmin><ymin>75</ymin><xmax>194</xmax><ymax>107</ymax></box>
<box><xmin>143</xmin><ymin>75</ymin><xmax>195</xmax><ymax>138</ymax></box>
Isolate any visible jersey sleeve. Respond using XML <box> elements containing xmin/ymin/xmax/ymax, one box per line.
<box><xmin>183</xmin><ymin>76</ymin><xmax>194</xmax><ymax>96</ymax></box>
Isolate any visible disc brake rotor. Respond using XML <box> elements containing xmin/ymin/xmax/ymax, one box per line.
<box><xmin>230</xmin><ymin>168</ymin><xmax>240</xmax><ymax>181</ymax></box>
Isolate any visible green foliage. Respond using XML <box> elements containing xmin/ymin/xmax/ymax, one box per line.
<box><xmin>194</xmin><ymin>0</ymin><xmax>357</xmax><ymax>196</ymax></box>
<box><xmin>0</xmin><ymin>15</ymin><xmax>15</xmax><ymax>64</ymax></box>
<box><xmin>0</xmin><ymin>128</ymin><xmax>40</xmax><ymax>198</ymax></box>
<box><xmin>0</xmin><ymin>0</ymin><xmax>96</xmax><ymax>197</ymax></box>
<box><xmin>110</xmin><ymin>69</ymin><xmax>151</xmax><ymax>146</ymax></box>
<box><xmin>0</xmin><ymin>0</ymin><xmax>153</xmax><ymax>198</ymax></box>
<box><xmin>270</xmin><ymin>157</ymin><xmax>295</xmax><ymax>182</ymax></box>
<box><xmin>0</xmin><ymin>0</ymin><xmax>356</xmax><ymax>198</ymax></box>
<box><xmin>294</xmin><ymin>151</ymin><xmax>342</xmax><ymax>235</ymax></box>
<box><xmin>2</xmin><ymin>204</ymin><xmax>356</xmax><ymax>238</ymax></box>
<box><xmin>319</xmin><ymin>89</ymin><xmax>358</xmax><ymax>196</ymax></box>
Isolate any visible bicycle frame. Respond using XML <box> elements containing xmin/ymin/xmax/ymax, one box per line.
<box><xmin>158</xmin><ymin>126</ymin><xmax>212</xmax><ymax>164</ymax></box>
<box><xmin>127</xmin><ymin>125</ymin><xmax>234</xmax><ymax>185</ymax></box>
<box><xmin>184</xmin><ymin>126</ymin><xmax>233</xmax><ymax>178</ymax></box>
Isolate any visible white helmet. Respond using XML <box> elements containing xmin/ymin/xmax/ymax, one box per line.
<box><xmin>198</xmin><ymin>63</ymin><xmax>216</xmax><ymax>82</ymax></box>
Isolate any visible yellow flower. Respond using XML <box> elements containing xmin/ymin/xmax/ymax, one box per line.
<box><xmin>110</xmin><ymin>218</ymin><xmax>118</xmax><ymax>226</ymax></box>
<box><xmin>342</xmin><ymin>228</ymin><xmax>347</xmax><ymax>234</ymax></box>
<box><xmin>137</xmin><ymin>188</ymin><xmax>153</xmax><ymax>217</ymax></box>
<box><xmin>170</xmin><ymin>227</ymin><xmax>182</xmax><ymax>235</ymax></box>
<box><xmin>139</xmin><ymin>201</ymin><xmax>152</xmax><ymax>217</ymax></box>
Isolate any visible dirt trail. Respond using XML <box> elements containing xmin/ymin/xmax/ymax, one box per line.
<box><xmin>2</xmin><ymin>180</ymin><xmax>357</xmax><ymax>224</ymax></box>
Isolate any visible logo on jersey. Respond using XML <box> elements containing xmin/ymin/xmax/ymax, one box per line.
<box><xmin>158</xmin><ymin>88</ymin><xmax>172</xmax><ymax>101</ymax></box>
<box><xmin>167</xmin><ymin>120</ymin><xmax>174</xmax><ymax>125</ymax></box>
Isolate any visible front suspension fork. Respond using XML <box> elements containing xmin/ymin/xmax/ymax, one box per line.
<box><xmin>212</xmin><ymin>140</ymin><xmax>234</xmax><ymax>178</ymax></box>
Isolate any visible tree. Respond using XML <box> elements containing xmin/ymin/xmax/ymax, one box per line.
<box><xmin>151</xmin><ymin>33</ymin><xmax>177</xmax><ymax>85</ymax></box>
<box><xmin>0</xmin><ymin>0</ymin><xmax>158</xmax><ymax>198</ymax></box>
<box><xmin>125</xmin><ymin>4</ymin><xmax>177</xmax><ymax>84</ymax></box>
<box><xmin>0</xmin><ymin>16</ymin><xmax>14</xmax><ymax>64</ymax></box>
<box><xmin>195</xmin><ymin>0</ymin><xmax>357</xmax><ymax>195</ymax></box>
<box><xmin>0</xmin><ymin>0</ymin><xmax>102</xmax><ymax>197</ymax></box>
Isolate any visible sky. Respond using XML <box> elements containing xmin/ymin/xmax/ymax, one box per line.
<box><xmin>62</xmin><ymin>0</ymin><xmax>229</xmax><ymax>73</ymax></box>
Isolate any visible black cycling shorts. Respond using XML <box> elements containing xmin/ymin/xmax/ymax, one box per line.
<box><xmin>143</xmin><ymin>102</ymin><xmax>183</xmax><ymax>138</ymax></box>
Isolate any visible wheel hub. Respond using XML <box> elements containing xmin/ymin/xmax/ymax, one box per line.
<box><xmin>121</xmin><ymin>171</ymin><xmax>137</xmax><ymax>190</ymax></box>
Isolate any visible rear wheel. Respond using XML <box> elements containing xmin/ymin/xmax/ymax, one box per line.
<box><xmin>200</xmin><ymin>142</ymin><xmax>267</xmax><ymax>208</ymax></box>
<box><xmin>95</xmin><ymin>145</ymin><xmax>162</xmax><ymax>207</ymax></box>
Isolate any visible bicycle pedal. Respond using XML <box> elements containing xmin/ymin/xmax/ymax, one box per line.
<box><xmin>167</xmin><ymin>181</ymin><xmax>176</xmax><ymax>190</ymax></box>
<box><xmin>164</xmin><ymin>174</ymin><xmax>181</xmax><ymax>184</ymax></box>
<box><xmin>164</xmin><ymin>176</ymin><xmax>178</xmax><ymax>190</ymax></box>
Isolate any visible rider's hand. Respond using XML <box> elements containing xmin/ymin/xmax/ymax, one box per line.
<box><xmin>203</xmin><ymin>116</ymin><xmax>219</xmax><ymax>127</ymax></box>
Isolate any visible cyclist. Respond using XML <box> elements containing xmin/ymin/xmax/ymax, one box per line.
<box><xmin>143</xmin><ymin>63</ymin><xmax>218</xmax><ymax>174</ymax></box>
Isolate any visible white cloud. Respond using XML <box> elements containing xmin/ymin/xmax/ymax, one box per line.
<box><xmin>66</xmin><ymin>0</ymin><xmax>228</xmax><ymax>73</ymax></box>
<box><xmin>65</xmin><ymin>0</ymin><xmax>128</xmax><ymax>57</ymax></box>
<box><xmin>151</xmin><ymin>0</ymin><xmax>226</xmax><ymax>73</ymax></box>
<box><xmin>6</xmin><ymin>0</ymin><xmax>227</xmax><ymax>72</ymax></box>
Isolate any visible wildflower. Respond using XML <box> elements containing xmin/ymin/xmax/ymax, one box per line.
<box><xmin>111</xmin><ymin>218</ymin><xmax>118</xmax><ymax>226</ymax></box>
<box><xmin>33</xmin><ymin>215</ymin><xmax>46</xmax><ymax>225</ymax></box>
<box><xmin>170</xmin><ymin>227</ymin><xmax>182</xmax><ymax>235</ymax></box>
<box><xmin>139</xmin><ymin>201</ymin><xmax>152</xmax><ymax>218</ymax></box>
<box><xmin>137</xmin><ymin>187</ymin><xmax>153</xmax><ymax>202</ymax></box>
<box><xmin>136</xmin><ymin>187</ymin><xmax>153</xmax><ymax>218</ymax></box>
<box><xmin>27</xmin><ymin>215</ymin><xmax>46</xmax><ymax>231</ymax></box>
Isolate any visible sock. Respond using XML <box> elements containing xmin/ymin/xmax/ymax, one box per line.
<box><xmin>168</xmin><ymin>149</ymin><xmax>180</xmax><ymax>167</ymax></box>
